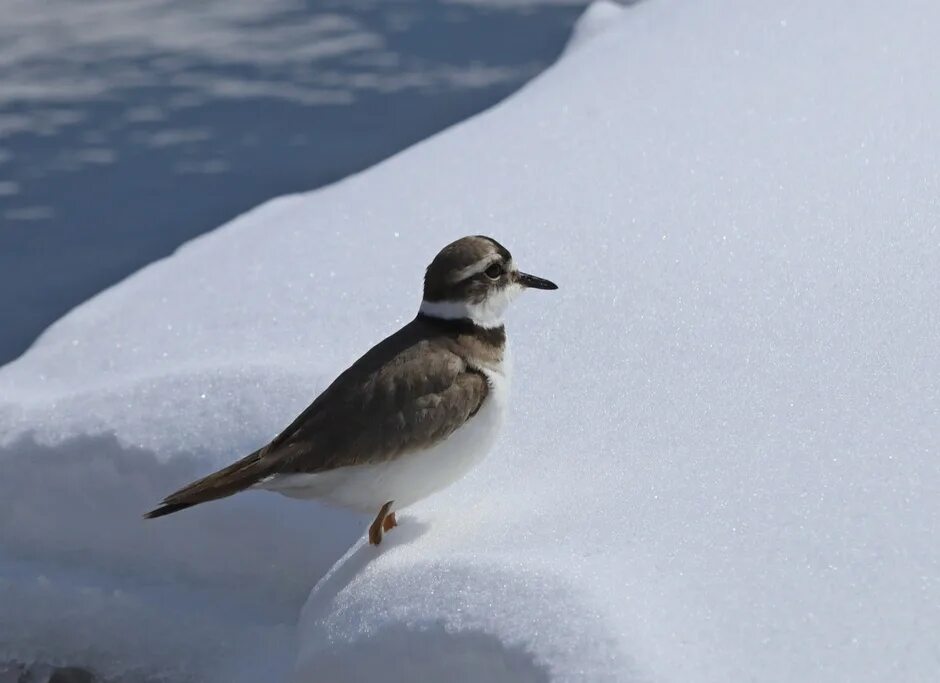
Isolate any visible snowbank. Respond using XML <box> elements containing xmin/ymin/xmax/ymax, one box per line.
<box><xmin>2</xmin><ymin>0</ymin><xmax>938</xmax><ymax>681</ymax></box>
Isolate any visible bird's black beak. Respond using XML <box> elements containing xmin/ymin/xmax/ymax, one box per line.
<box><xmin>517</xmin><ymin>272</ymin><xmax>558</xmax><ymax>290</ymax></box>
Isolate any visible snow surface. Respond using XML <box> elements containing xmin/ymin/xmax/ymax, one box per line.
<box><xmin>2</xmin><ymin>0</ymin><xmax>939</xmax><ymax>681</ymax></box>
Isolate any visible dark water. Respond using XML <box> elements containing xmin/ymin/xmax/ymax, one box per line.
<box><xmin>0</xmin><ymin>0</ymin><xmax>586</xmax><ymax>365</ymax></box>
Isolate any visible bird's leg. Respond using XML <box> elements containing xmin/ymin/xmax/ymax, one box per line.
<box><xmin>382</xmin><ymin>511</ymin><xmax>397</xmax><ymax>532</ymax></box>
<box><xmin>368</xmin><ymin>501</ymin><xmax>394</xmax><ymax>545</ymax></box>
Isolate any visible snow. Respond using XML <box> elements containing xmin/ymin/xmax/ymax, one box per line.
<box><xmin>2</xmin><ymin>0</ymin><xmax>939</xmax><ymax>681</ymax></box>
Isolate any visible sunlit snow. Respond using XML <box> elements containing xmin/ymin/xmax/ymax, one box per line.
<box><xmin>1</xmin><ymin>1</ymin><xmax>938</xmax><ymax>681</ymax></box>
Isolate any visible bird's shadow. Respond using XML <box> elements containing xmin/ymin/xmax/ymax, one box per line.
<box><xmin>295</xmin><ymin>518</ymin><xmax>555</xmax><ymax>683</ymax></box>
<box><xmin>305</xmin><ymin>517</ymin><xmax>430</xmax><ymax>621</ymax></box>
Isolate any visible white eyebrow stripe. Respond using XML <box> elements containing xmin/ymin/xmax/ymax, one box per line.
<box><xmin>450</xmin><ymin>254</ymin><xmax>500</xmax><ymax>283</ymax></box>
<box><xmin>450</xmin><ymin>255</ymin><xmax>513</xmax><ymax>283</ymax></box>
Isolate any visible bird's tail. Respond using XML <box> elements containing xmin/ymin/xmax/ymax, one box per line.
<box><xmin>144</xmin><ymin>447</ymin><xmax>274</xmax><ymax>519</ymax></box>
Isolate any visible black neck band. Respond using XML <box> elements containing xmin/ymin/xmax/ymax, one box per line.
<box><xmin>417</xmin><ymin>313</ymin><xmax>506</xmax><ymax>346</ymax></box>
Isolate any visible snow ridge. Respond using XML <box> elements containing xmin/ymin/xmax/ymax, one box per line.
<box><xmin>2</xmin><ymin>1</ymin><xmax>939</xmax><ymax>681</ymax></box>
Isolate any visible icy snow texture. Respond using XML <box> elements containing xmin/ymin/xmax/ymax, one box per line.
<box><xmin>2</xmin><ymin>0</ymin><xmax>939</xmax><ymax>681</ymax></box>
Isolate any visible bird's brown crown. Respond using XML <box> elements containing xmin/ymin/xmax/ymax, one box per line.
<box><xmin>423</xmin><ymin>235</ymin><xmax>512</xmax><ymax>303</ymax></box>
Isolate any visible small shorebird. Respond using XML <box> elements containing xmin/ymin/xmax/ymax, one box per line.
<box><xmin>145</xmin><ymin>235</ymin><xmax>557</xmax><ymax>544</ymax></box>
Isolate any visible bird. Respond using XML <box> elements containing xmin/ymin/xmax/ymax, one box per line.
<box><xmin>145</xmin><ymin>235</ymin><xmax>557</xmax><ymax>544</ymax></box>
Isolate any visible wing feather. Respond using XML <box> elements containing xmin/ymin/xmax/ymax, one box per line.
<box><xmin>266</xmin><ymin>338</ymin><xmax>489</xmax><ymax>474</ymax></box>
<box><xmin>145</xmin><ymin>316</ymin><xmax>494</xmax><ymax>518</ymax></box>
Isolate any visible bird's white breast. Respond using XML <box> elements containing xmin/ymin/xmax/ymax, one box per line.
<box><xmin>261</xmin><ymin>353</ymin><xmax>510</xmax><ymax>514</ymax></box>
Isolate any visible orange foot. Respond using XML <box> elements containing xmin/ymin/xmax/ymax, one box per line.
<box><xmin>368</xmin><ymin>501</ymin><xmax>394</xmax><ymax>545</ymax></box>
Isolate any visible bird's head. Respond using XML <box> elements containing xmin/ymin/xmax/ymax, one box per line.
<box><xmin>420</xmin><ymin>235</ymin><xmax>557</xmax><ymax>328</ymax></box>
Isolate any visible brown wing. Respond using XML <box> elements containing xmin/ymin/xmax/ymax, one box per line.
<box><xmin>145</xmin><ymin>317</ymin><xmax>489</xmax><ymax>519</ymax></box>
<box><xmin>259</xmin><ymin>318</ymin><xmax>489</xmax><ymax>474</ymax></box>
<box><xmin>270</xmin><ymin>347</ymin><xmax>488</xmax><ymax>473</ymax></box>
<box><xmin>146</xmin><ymin>318</ymin><xmax>489</xmax><ymax>517</ymax></box>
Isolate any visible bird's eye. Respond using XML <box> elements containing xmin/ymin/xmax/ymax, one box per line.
<box><xmin>484</xmin><ymin>263</ymin><xmax>504</xmax><ymax>279</ymax></box>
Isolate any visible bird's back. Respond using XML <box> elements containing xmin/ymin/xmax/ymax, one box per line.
<box><xmin>259</xmin><ymin>314</ymin><xmax>509</xmax><ymax>510</ymax></box>
<box><xmin>268</xmin><ymin>314</ymin><xmax>497</xmax><ymax>472</ymax></box>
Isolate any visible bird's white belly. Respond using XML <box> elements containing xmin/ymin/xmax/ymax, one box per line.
<box><xmin>260</xmin><ymin>362</ymin><xmax>509</xmax><ymax>514</ymax></box>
